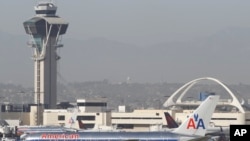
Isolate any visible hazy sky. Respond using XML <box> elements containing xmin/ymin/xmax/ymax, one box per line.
<box><xmin>1</xmin><ymin>0</ymin><xmax>250</xmax><ymax>86</ymax></box>
<box><xmin>2</xmin><ymin>0</ymin><xmax>250</xmax><ymax>43</ymax></box>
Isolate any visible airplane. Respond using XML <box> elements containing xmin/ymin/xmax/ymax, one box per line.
<box><xmin>18</xmin><ymin>107</ymin><xmax>116</xmax><ymax>136</ymax></box>
<box><xmin>163</xmin><ymin>109</ymin><xmax>230</xmax><ymax>140</ymax></box>
<box><xmin>164</xmin><ymin>112</ymin><xmax>229</xmax><ymax>134</ymax></box>
<box><xmin>16</xmin><ymin>125</ymin><xmax>76</xmax><ymax>135</ymax></box>
<box><xmin>16</xmin><ymin>108</ymin><xmax>80</xmax><ymax>136</ymax></box>
<box><xmin>164</xmin><ymin>112</ymin><xmax>179</xmax><ymax>128</ymax></box>
<box><xmin>21</xmin><ymin>95</ymin><xmax>220</xmax><ymax>141</ymax></box>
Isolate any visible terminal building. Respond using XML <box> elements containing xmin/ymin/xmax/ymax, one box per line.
<box><xmin>2</xmin><ymin>77</ymin><xmax>250</xmax><ymax>132</ymax></box>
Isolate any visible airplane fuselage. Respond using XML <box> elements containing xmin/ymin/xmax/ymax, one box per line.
<box><xmin>22</xmin><ymin>131</ymin><xmax>201</xmax><ymax>141</ymax></box>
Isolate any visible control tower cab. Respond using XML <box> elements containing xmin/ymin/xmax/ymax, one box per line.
<box><xmin>23</xmin><ymin>1</ymin><xmax>68</xmax><ymax>114</ymax></box>
<box><xmin>34</xmin><ymin>2</ymin><xmax>57</xmax><ymax>17</ymax></box>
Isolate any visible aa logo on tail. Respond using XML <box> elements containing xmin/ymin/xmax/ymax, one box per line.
<box><xmin>186</xmin><ymin>114</ymin><xmax>205</xmax><ymax>129</ymax></box>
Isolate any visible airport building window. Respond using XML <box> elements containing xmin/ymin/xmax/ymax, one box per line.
<box><xmin>211</xmin><ymin>118</ymin><xmax>237</xmax><ymax>120</ymax></box>
<box><xmin>77</xmin><ymin>116</ymin><xmax>96</xmax><ymax>120</ymax></box>
<box><xmin>117</xmin><ymin>124</ymin><xmax>134</xmax><ymax>129</ymax></box>
<box><xmin>112</xmin><ymin>117</ymin><xmax>162</xmax><ymax>120</ymax></box>
<box><xmin>77</xmin><ymin>102</ymin><xmax>107</xmax><ymax>107</ymax></box>
<box><xmin>83</xmin><ymin>124</ymin><xmax>95</xmax><ymax>129</ymax></box>
<box><xmin>58</xmin><ymin>115</ymin><xmax>65</xmax><ymax>121</ymax></box>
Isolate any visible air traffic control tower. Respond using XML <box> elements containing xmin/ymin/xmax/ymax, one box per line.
<box><xmin>23</xmin><ymin>2</ymin><xmax>68</xmax><ymax>109</ymax></box>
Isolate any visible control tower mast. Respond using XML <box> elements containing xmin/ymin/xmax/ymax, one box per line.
<box><xmin>23</xmin><ymin>2</ymin><xmax>68</xmax><ymax>110</ymax></box>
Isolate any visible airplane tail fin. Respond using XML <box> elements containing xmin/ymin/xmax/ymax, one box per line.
<box><xmin>173</xmin><ymin>95</ymin><xmax>219</xmax><ymax>136</ymax></box>
<box><xmin>65</xmin><ymin>107</ymin><xmax>79</xmax><ymax>128</ymax></box>
<box><xmin>164</xmin><ymin>112</ymin><xmax>179</xmax><ymax>128</ymax></box>
<box><xmin>78</xmin><ymin>119</ymin><xmax>86</xmax><ymax>129</ymax></box>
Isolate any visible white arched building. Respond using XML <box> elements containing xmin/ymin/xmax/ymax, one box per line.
<box><xmin>163</xmin><ymin>77</ymin><xmax>250</xmax><ymax>126</ymax></box>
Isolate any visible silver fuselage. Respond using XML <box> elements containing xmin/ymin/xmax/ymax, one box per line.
<box><xmin>21</xmin><ymin>131</ymin><xmax>203</xmax><ymax>141</ymax></box>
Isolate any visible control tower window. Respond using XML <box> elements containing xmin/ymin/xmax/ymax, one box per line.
<box><xmin>36</xmin><ymin>10</ymin><xmax>56</xmax><ymax>15</ymax></box>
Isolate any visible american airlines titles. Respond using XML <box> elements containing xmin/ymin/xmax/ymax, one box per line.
<box><xmin>41</xmin><ymin>133</ymin><xmax>80</xmax><ymax>139</ymax></box>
